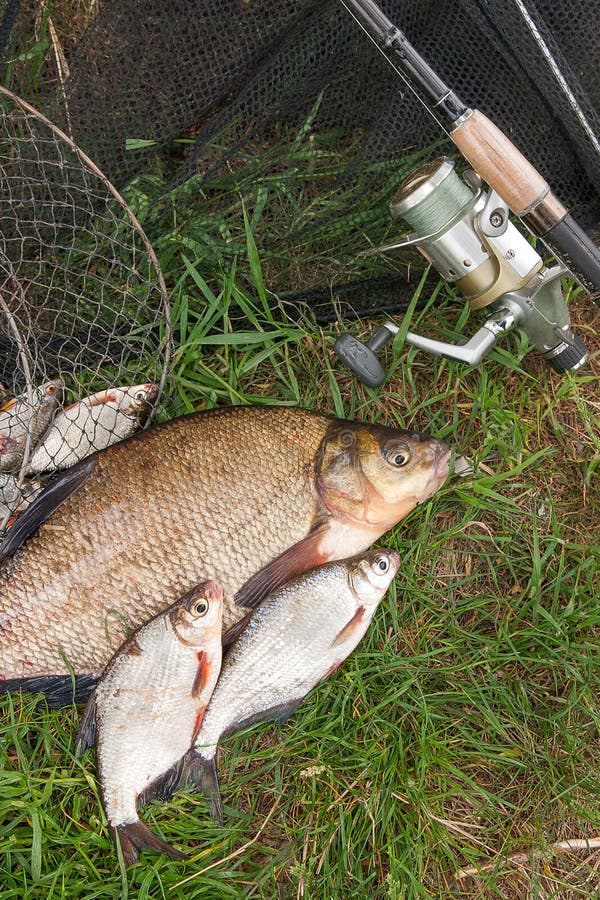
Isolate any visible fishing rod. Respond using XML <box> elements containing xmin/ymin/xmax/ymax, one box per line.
<box><xmin>335</xmin><ymin>0</ymin><xmax>597</xmax><ymax>385</ymax></box>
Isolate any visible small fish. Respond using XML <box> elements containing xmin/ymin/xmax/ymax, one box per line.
<box><xmin>0</xmin><ymin>380</ymin><xmax>64</xmax><ymax>473</ymax></box>
<box><xmin>180</xmin><ymin>548</ymin><xmax>400</xmax><ymax>824</ymax></box>
<box><xmin>26</xmin><ymin>383</ymin><xmax>159</xmax><ymax>474</ymax></box>
<box><xmin>76</xmin><ymin>580</ymin><xmax>224</xmax><ymax>866</ymax></box>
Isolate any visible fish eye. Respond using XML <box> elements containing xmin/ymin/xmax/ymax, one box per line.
<box><xmin>374</xmin><ymin>555</ymin><xmax>390</xmax><ymax>573</ymax></box>
<box><xmin>191</xmin><ymin>598</ymin><xmax>209</xmax><ymax>617</ymax></box>
<box><xmin>383</xmin><ymin>442</ymin><xmax>411</xmax><ymax>467</ymax></box>
<box><xmin>134</xmin><ymin>390</ymin><xmax>147</xmax><ymax>402</ymax></box>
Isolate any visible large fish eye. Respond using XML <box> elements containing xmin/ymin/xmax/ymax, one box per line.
<box><xmin>191</xmin><ymin>597</ymin><xmax>209</xmax><ymax>617</ymax></box>
<box><xmin>383</xmin><ymin>442</ymin><xmax>411</xmax><ymax>467</ymax></box>
<box><xmin>134</xmin><ymin>390</ymin><xmax>147</xmax><ymax>402</ymax></box>
<box><xmin>374</xmin><ymin>554</ymin><xmax>390</xmax><ymax>573</ymax></box>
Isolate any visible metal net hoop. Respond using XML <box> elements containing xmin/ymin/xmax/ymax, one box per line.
<box><xmin>0</xmin><ymin>84</ymin><xmax>172</xmax><ymax>530</ymax></box>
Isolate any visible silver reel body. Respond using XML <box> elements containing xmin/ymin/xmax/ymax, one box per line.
<box><xmin>335</xmin><ymin>158</ymin><xmax>588</xmax><ymax>387</ymax></box>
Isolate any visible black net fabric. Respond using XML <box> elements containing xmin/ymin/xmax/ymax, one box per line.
<box><xmin>2</xmin><ymin>0</ymin><xmax>599</xmax><ymax>224</ymax></box>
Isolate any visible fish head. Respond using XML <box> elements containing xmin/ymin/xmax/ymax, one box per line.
<box><xmin>347</xmin><ymin>547</ymin><xmax>400</xmax><ymax>606</ymax></box>
<box><xmin>170</xmin><ymin>579</ymin><xmax>224</xmax><ymax>647</ymax></box>
<box><xmin>317</xmin><ymin>421</ymin><xmax>450</xmax><ymax>536</ymax></box>
<box><xmin>121</xmin><ymin>383</ymin><xmax>160</xmax><ymax>423</ymax></box>
<box><xmin>31</xmin><ymin>380</ymin><xmax>65</xmax><ymax>434</ymax></box>
<box><xmin>38</xmin><ymin>379</ymin><xmax>65</xmax><ymax>414</ymax></box>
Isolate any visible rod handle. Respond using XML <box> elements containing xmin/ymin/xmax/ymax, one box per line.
<box><xmin>542</xmin><ymin>213</ymin><xmax>600</xmax><ymax>295</ymax></box>
<box><xmin>451</xmin><ymin>110</ymin><xmax>552</xmax><ymax>216</ymax></box>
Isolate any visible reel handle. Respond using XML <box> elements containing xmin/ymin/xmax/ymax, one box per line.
<box><xmin>334</xmin><ymin>322</ymin><xmax>399</xmax><ymax>388</ymax></box>
<box><xmin>404</xmin><ymin>307</ymin><xmax>514</xmax><ymax>365</ymax></box>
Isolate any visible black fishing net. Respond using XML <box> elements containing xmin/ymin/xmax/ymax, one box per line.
<box><xmin>2</xmin><ymin>0</ymin><xmax>599</xmax><ymax>214</ymax></box>
<box><xmin>2</xmin><ymin>0</ymin><xmax>599</xmax><ymax>314</ymax></box>
<box><xmin>0</xmin><ymin>0</ymin><xmax>599</xmax><ymax>523</ymax></box>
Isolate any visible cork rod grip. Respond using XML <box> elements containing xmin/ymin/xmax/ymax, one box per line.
<box><xmin>451</xmin><ymin>110</ymin><xmax>551</xmax><ymax>215</ymax></box>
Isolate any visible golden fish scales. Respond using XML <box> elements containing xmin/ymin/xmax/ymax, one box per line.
<box><xmin>0</xmin><ymin>405</ymin><xmax>450</xmax><ymax>695</ymax></box>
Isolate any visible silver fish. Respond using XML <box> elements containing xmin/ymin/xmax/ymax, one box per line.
<box><xmin>0</xmin><ymin>380</ymin><xmax>64</xmax><ymax>473</ymax></box>
<box><xmin>26</xmin><ymin>383</ymin><xmax>159</xmax><ymax>474</ymax></box>
<box><xmin>181</xmin><ymin>548</ymin><xmax>400</xmax><ymax>823</ymax></box>
<box><xmin>77</xmin><ymin>580</ymin><xmax>224</xmax><ymax>866</ymax></box>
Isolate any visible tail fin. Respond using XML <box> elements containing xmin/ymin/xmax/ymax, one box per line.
<box><xmin>181</xmin><ymin>749</ymin><xmax>224</xmax><ymax>825</ymax></box>
<box><xmin>112</xmin><ymin>819</ymin><xmax>188</xmax><ymax>867</ymax></box>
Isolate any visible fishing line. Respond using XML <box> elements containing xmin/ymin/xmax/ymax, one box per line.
<box><xmin>511</xmin><ymin>0</ymin><xmax>600</xmax><ymax>159</ymax></box>
<box><xmin>338</xmin><ymin>0</ymin><xmax>453</xmax><ymax>141</ymax></box>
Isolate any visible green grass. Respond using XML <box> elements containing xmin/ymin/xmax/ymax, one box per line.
<box><xmin>1</xmin><ymin>128</ymin><xmax>599</xmax><ymax>898</ymax></box>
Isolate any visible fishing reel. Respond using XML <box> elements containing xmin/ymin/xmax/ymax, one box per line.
<box><xmin>335</xmin><ymin>157</ymin><xmax>589</xmax><ymax>387</ymax></box>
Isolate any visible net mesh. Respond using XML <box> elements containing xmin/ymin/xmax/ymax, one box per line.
<box><xmin>2</xmin><ymin>0</ymin><xmax>599</xmax><ymax>221</ymax></box>
<box><xmin>0</xmin><ymin>86</ymin><xmax>171</xmax><ymax>530</ymax></box>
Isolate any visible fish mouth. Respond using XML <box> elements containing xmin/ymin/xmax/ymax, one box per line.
<box><xmin>144</xmin><ymin>383</ymin><xmax>160</xmax><ymax>405</ymax></box>
<box><xmin>387</xmin><ymin>549</ymin><xmax>401</xmax><ymax>574</ymax></box>
<box><xmin>415</xmin><ymin>442</ymin><xmax>451</xmax><ymax>503</ymax></box>
<box><xmin>201</xmin><ymin>580</ymin><xmax>224</xmax><ymax>603</ymax></box>
<box><xmin>433</xmin><ymin>445</ymin><xmax>452</xmax><ymax>481</ymax></box>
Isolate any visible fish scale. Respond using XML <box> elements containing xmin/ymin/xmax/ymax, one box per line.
<box><xmin>0</xmin><ymin>406</ymin><xmax>450</xmax><ymax>689</ymax></box>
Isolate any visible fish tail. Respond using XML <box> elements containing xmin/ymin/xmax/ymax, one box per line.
<box><xmin>182</xmin><ymin>749</ymin><xmax>224</xmax><ymax>826</ymax></box>
<box><xmin>113</xmin><ymin>819</ymin><xmax>188</xmax><ymax>867</ymax></box>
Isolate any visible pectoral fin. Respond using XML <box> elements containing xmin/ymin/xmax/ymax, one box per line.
<box><xmin>0</xmin><ymin>457</ymin><xmax>96</xmax><ymax>564</ymax></box>
<box><xmin>331</xmin><ymin>606</ymin><xmax>365</xmax><ymax>648</ymax></box>
<box><xmin>191</xmin><ymin>651</ymin><xmax>211</xmax><ymax>699</ymax></box>
<box><xmin>235</xmin><ymin>522</ymin><xmax>328</xmax><ymax>609</ymax></box>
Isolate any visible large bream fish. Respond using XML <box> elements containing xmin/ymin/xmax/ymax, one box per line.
<box><xmin>0</xmin><ymin>406</ymin><xmax>450</xmax><ymax>702</ymax></box>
